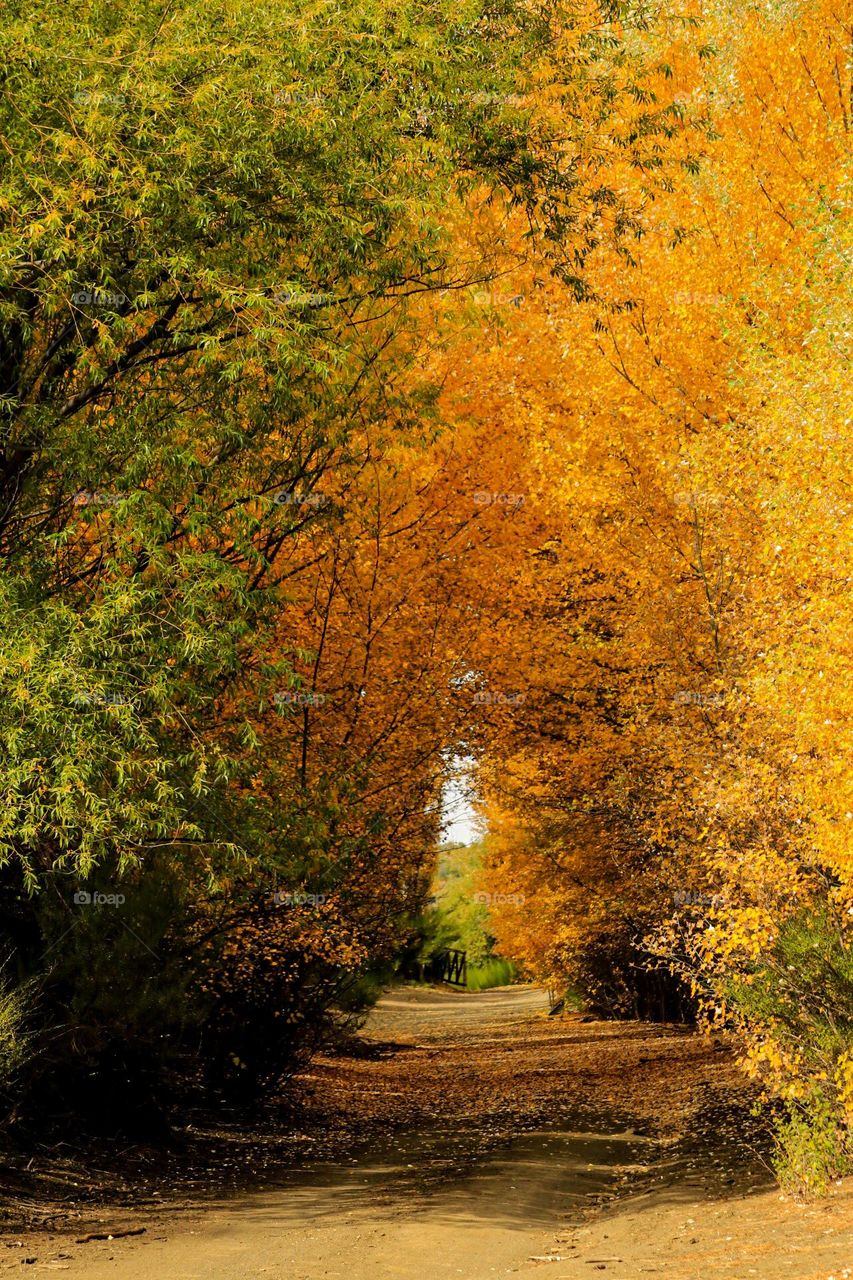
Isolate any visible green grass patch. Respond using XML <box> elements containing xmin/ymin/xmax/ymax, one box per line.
<box><xmin>466</xmin><ymin>957</ymin><xmax>517</xmax><ymax>990</ymax></box>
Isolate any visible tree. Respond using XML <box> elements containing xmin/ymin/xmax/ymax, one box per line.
<box><xmin>463</xmin><ymin>0</ymin><xmax>853</xmax><ymax>1188</ymax></box>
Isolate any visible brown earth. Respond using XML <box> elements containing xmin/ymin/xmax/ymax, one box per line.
<box><xmin>1</xmin><ymin>985</ymin><xmax>851</xmax><ymax>1278</ymax></box>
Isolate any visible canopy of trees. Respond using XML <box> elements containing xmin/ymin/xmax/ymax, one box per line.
<box><xmin>0</xmin><ymin>0</ymin><xmax>850</xmax><ymax>1192</ymax></box>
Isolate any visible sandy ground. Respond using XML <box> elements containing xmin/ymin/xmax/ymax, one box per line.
<box><xmin>2</xmin><ymin>986</ymin><xmax>852</xmax><ymax>1279</ymax></box>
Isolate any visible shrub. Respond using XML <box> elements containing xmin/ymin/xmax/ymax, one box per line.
<box><xmin>0</xmin><ymin>971</ymin><xmax>33</xmax><ymax>1118</ymax></box>
<box><xmin>725</xmin><ymin>907</ymin><xmax>853</xmax><ymax>1196</ymax></box>
<box><xmin>773</xmin><ymin>1094</ymin><xmax>852</xmax><ymax>1198</ymax></box>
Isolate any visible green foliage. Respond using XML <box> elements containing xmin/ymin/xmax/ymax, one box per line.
<box><xmin>403</xmin><ymin>843</ymin><xmax>519</xmax><ymax>986</ymax></box>
<box><xmin>466</xmin><ymin>957</ymin><xmax>517</xmax><ymax>990</ymax></box>
<box><xmin>334</xmin><ymin>964</ymin><xmax>397</xmax><ymax>1015</ymax></box>
<box><xmin>726</xmin><ymin>908</ymin><xmax>853</xmax><ymax>1195</ymax></box>
<box><xmin>727</xmin><ymin>909</ymin><xmax>853</xmax><ymax>1064</ymax></box>
<box><xmin>772</xmin><ymin>1094</ymin><xmax>853</xmax><ymax>1198</ymax></box>
<box><xmin>0</xmin><ymin>0</ymin><xmax>562</xmax><ymax>883</ymax></box>
<box><xmin>430</xmin><ymin>841</ymin><xmax>494</xmax><ymax>964</ymax></box>
<box><xmin>0</xmin><ymin>970</ymin><xmax>32</xmax><ymax>1094</ymax></box>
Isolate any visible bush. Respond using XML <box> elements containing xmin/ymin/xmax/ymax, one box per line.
<box><xmin>7</xmin><ymin>859</ymin><xmax>198</xmax><ymax>1137</ymax></box>
<box><xmin>773</xmin><ymin>1095</ymin><xmax>853</xmax><ymax>1198</ymax></box>
<box><xmin>725</xmin><ymin>907</ymin><xmax>853</xmax><ymax>1195</ymax></box>
<box><xmin>0</xmin><ymin>971</ymin><xmax>33</xmax><ymax>1120</ymax></box>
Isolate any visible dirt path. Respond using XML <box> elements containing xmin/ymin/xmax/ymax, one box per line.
<box><xmin>3</xmin><ymin>987</ymin><xmax>852</xmax><ymax>1279</ymax></box>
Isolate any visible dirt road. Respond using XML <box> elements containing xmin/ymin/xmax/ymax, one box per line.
<box><xmin>4</xmin><ymin>986</ymin><xmax>852</xmax><ymax>1279</ymax></box>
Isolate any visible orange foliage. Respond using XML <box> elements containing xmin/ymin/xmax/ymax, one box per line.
<box><xmin>436</xmin><ymin>0</ymin><xmax>853</xmax><ymax>1122</ymax></box>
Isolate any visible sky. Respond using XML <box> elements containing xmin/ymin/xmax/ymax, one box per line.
<box><xmin>441</xmin><ymin>764</ymin><xmax>483</xmax><ymax>846</ymax></box>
